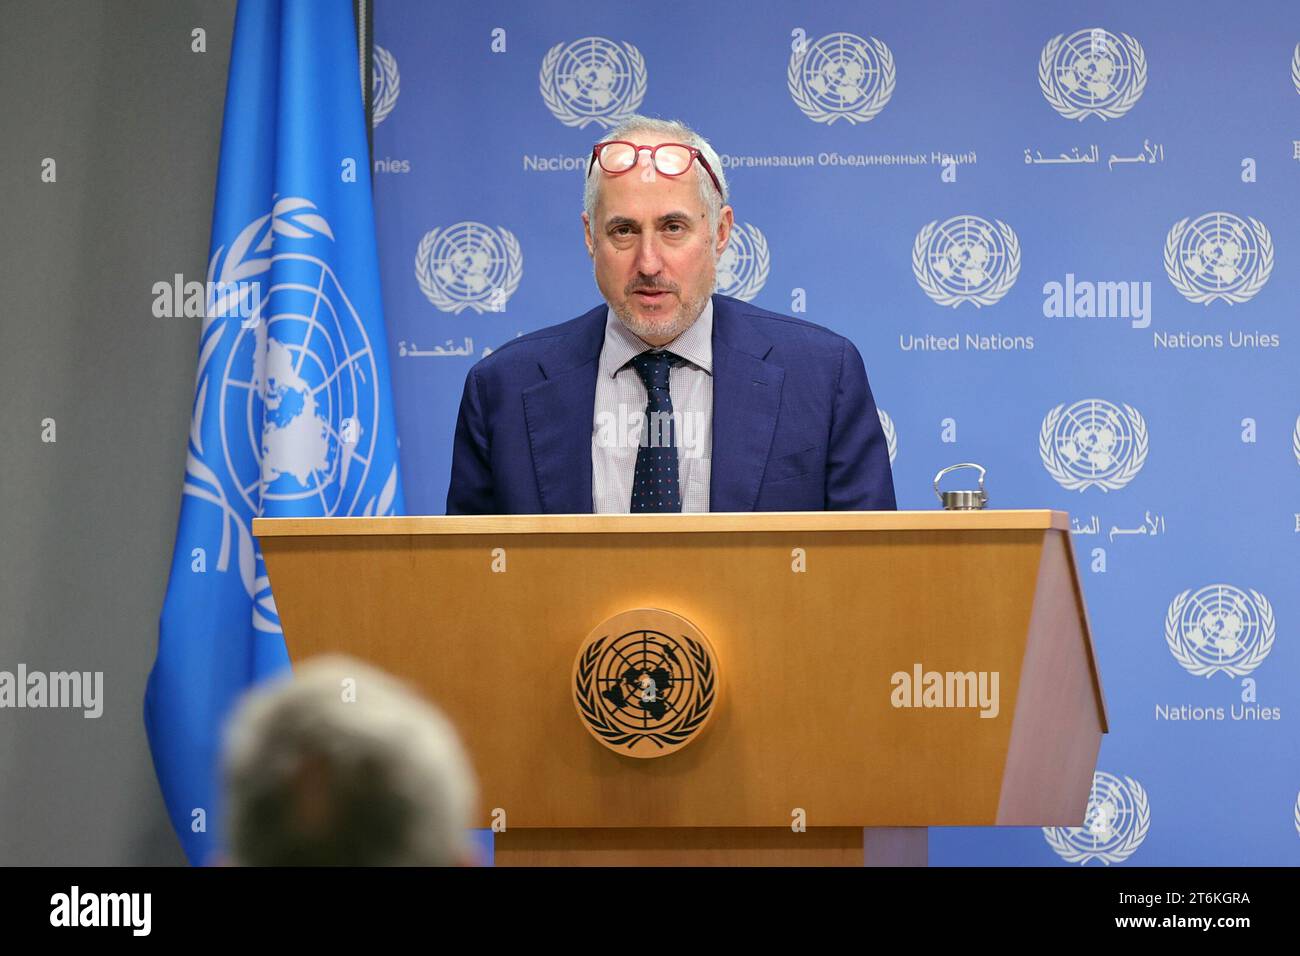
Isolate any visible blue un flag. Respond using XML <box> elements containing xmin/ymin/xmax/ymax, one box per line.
<box><xmin>145</xmin><ymin>0</ymin><xmax>404</xmax><ymax>865</ymax></box>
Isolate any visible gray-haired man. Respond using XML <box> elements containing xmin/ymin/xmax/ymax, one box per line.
<box><xmin>447</xmin><ymin>113</ymin><xmax>895</xmax><ymax>516</ymax></box>
<box><xmin>222</xmin><ymin>655</ymin><xmax>477</xmax><ymax>866</ymax></box>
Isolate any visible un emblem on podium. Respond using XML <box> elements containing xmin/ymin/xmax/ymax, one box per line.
<box><xmin>574</xmin><ymin>609</ymin><xmax>719</xmax><ymax>759</ymax></box>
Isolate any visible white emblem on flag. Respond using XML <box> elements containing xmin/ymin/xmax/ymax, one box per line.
<box><xmin>187</xmin><ymin>197</ymin><xmax>398</xmax><ymax>634</ymax></box>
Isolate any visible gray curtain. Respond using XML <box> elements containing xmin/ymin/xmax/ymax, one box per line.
<box><xmin>0</xmin><ymin>0</ymin><xmax>236</xmax><ymax>865</ymax></box>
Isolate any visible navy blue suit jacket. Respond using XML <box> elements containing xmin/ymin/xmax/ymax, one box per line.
<box><xmin>446</xmin><ymin>294</ymin><xmax>896</xmax><ymax>514</ymax></box>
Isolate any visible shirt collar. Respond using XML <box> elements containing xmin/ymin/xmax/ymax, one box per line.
<box><xmin>600</xmin><ymin>297</ymin><xmax>714</xmax><ymax>379</ymax></box>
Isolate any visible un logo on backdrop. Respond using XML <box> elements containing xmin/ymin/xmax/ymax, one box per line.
<box><xmin>1164</xmin><ymin>213</ymin><xmax>1273</xmax><ymax>305</ymax></box>
<box><xmin>539</xmin><ymin>37</ymin><xmax>647</xmax><ymax>129</ymax></box>
<box><xmin>788</xmin><ymin>32</ymin><xmax>895</xmax><ymax>125</ymax></box>
<box><xmin>1043</xmin><ymin>772</ymin><xmax>1150</xmax><ymax>865</ymax></box>
<box><xmin>1039</xmin><ymin>28</ymin><xmax>1147</xmax><ymax>121</ymax></box>
<box><xmin>372</xmin><ymin>45</ymin><xmax>400</xmax><ymax>126</ymax></box>
<box><xmin>1292</xmin><ymin>44</ymin><xmax>1300</xmax><ymax>95</ymax></box>
<box><xmin>913</xmin><ymin>216</ymin><xmax>1020</xmax><ymax>308</ymax></box>
<box><xmin>715</xmin><ymin>222</ymin><xmax>769</xmax><ymax>302</ymax></box>
<box><xmin>415</xmin><ymin>222</ymin><xmax>522</xmax><ymax>314</ymax></box>
<box><xmin>1039</xmin><ymin>399</ymin><xmax>1148</xmax><ymax>492</ymax></box>
<box><xmin>1165</xmin><ymin>585</ymin><xmax>1275</xmax><ymax>678</ymax></box>
<box><xmin>877</xmin><ymin>408</ymin><xmax>897</xmax><ymax>465</ymax></box>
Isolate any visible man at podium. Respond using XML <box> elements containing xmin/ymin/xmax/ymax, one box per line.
<box><xmin>446</xmin><ymin>115</ymin><xmax>895</xmax><ymax>515</ymax></box>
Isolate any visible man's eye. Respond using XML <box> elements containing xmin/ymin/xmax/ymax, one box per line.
<box><xmin>612</xmin><ymin>226</ymin><xmax>633</xmax><ymax>237</ymax></box>
<box><xmin>664</xmin><ymin>221</ymin><xmax>685</xmax><ymax>233</ymax></box>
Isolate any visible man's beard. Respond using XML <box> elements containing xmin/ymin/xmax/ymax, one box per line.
<box><xmin>611</xmin><ymin>276</ymin><xmax>713</xmax><ymax>345</ymax></box>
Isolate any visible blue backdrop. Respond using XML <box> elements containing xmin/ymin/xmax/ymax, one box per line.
<box><xmin>370</xmin><ymin>0</ymin><xmax>1300</xmax><ymax>866</ymax></box>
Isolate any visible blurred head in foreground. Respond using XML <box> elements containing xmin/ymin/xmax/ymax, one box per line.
<box><xmin>223</xmin><ymin>654</ymin><xmax>477</xmax><ymax>866</ymax></box>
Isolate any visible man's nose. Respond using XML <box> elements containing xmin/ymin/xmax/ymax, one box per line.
<box><xmin>633</xmin><ymin>232</ymin><xmax>663</xmax><ymax>275</ymax></box>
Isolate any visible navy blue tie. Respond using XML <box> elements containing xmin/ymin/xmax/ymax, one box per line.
<box><xmin>629</xmin><ymin>350</ymin><xmax>681</xmax><ymax>513</ymax></box>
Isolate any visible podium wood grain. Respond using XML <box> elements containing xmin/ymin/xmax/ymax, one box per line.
<box><xmin>257</xmin><ymin>510</ymin><xmax>1106</xmax><ymax>862</ymax></box>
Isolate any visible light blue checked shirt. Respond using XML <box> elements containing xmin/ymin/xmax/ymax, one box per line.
<box><xmin>591</xmin><ymin>300</ymin><xmax>714</xmax><ymax>513</ymax></box>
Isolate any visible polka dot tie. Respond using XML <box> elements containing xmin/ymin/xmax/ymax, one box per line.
<box><xmin>629</xmin><ymin>350</ymin><xmax>681</xmax><ymax>513</ymax></box>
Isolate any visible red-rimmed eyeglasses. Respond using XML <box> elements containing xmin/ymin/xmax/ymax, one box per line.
<box><xmin>587</xmin><ymin>141</ymin><xmax>724</xmax><ymax>197</ymax></box>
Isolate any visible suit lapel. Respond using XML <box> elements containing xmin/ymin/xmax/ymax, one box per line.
<box><xmin>522</xmin><ymin>308</ymin><xmax>604</xmax><ymax>513</ymax></box>
<box><xmin>524</xmin><ymin>297</ymin><xmax>782</xmax><ymax>514</ymax></box>
<box><xmin>709</xmin><ymin>296</ymin><xmax>783</xmax><ymax>512</ymax></box>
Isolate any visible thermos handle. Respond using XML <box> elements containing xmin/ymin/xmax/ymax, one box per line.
<box><xmin>933</xmin><ymin>462</ymin><xmax>988</xmax><ymax>509</ymax></box>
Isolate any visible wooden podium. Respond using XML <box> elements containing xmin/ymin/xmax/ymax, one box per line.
<box><xmin>255</xmin><ymin>509</ymin><xmax>1106</xmax><ymax>867</ymax></box>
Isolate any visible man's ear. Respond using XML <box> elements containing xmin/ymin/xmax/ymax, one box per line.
<box><xmin>582</xmin><ymin>211</ymin><xmax>595</xmax><ymax>259</ymax></box>
<box><xmin>714</xmin><ymin>205</ymin><xmax>735</xmax><ymax>257</ymax></box>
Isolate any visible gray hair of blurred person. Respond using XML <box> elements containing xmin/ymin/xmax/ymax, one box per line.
<box><xmin>223</xmin><ymin>655</ymin><xmax>477</xmax><ymax>867</ymax></box>
<box><xmin>583</xmin><ymin>115</ymin><xmax>730</xmax><ymax>232</ymax></box>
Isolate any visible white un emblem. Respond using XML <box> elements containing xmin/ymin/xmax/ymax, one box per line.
<box><xmin>913</xmin><ymin>215</ymin><xmax>1020</xmax><ymax>308</ymax></box>
<box><xmin>788</xmin><ymin>32</ymin><xmax>895</xmax><ymax>125</ymax></box>
<box><xmin>539</xmin><ymin>36</ymin><xmax>647</xmax><ymax>129</ymax></box>
<box><xmin>1043</xmin><ymin>772</ymin><xmax>1150</xmax><ymax>865</ymax></box>
<box><xmin>715</xmin><ymin>222</ymin><xmax>770</xmax><ymax>302</ymax></box>
<box><xmin>372</xmin><ymin>45</ymin><xmax>400</xmax><ymax>126</ymax></box>
<box><xmin>1039</xmin><ymin>399</ymin><xmax>1148</xmax><ymax>492</ymax></box>
<box><xmin>192</xmin><ymin>198</ymin><xmax>399</xmax><ymax>634</ymax></box>
<box><xmin>1165</xmin><ymin>584</ymin><xmax>1275</xmax><ymax>679</ymax></box>
<box><xmin>877</xmin><ymin>408</ymin><xmax>897</xmax><ymax>465</ymax></box>
<box><xmin>415</xmin><ymin>221</ymin><xmax>523</xmax><ymax>315</ymax></box>
<box><xmin>1164</xmin><ymin>212</ymin><xmax>1273</xmax><ymax>305</ymax></box>
<box><xmin>1039</xmin><ymin>28</ymin><xmax>1147</xmax><ymax>121</ymax></box>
